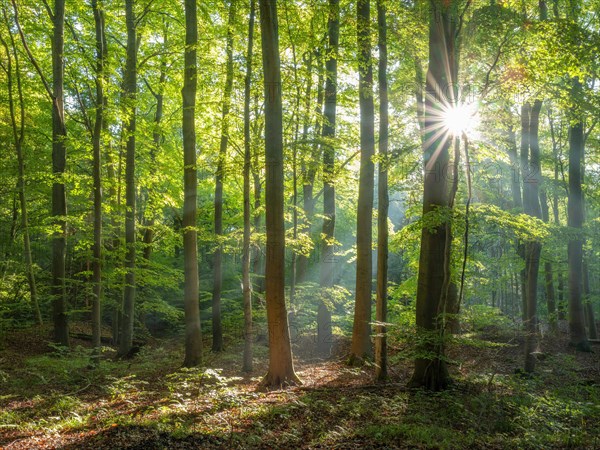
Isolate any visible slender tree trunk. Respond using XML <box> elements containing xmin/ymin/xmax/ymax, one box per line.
<box><xmin>349</xmin><ymin>0</ymin><xmax>375</xmax><ymax>366</ymax></box>
<box><xmin>258</xmin><ymin>0</ymin><xmax>300</xmax><ymax>388</ymax></box>
<box><xmin>0</xmin><ymin>22</ymin><xmax>42</xmax><ymax>326</ymax></box>
<box><xmin>507</xmin><ymin>125</ymin><xmax>522</xmax><ymax>209</ymax></box>
<box><xmin>539</xmin><ymin>189</ymin><xmax>557</xmax><ymax>333</ymax></box>
<box><xmin>297</xmin><ymin>49</ymin><xmax>324</xmax><ymax>284</ymax></box>
<box><xmin>242</xmin><ymin>0</ymin><xmax>256</xmax><ymax>373</ymax></box>
<box><xmin>182</xmin><ymin>0</ymin><xmax>202</xmax><ymax>367</ymax></box>
<box><xmin>212</xmin><ymin>0</ymin><xmax>237</xmax><ymax>353</ymax></box>
<box><xmin>582</xmin><ymin>261</ymin><xmax>598</xmax><ymax>339</ymax></box>
<box><xmin>118</xmin><ymin>0</ymin><xmax>137</xmax><ymax>357</ymax></box>
<box><xmin>91</xmin><ymin>0</ymin><xmax>106</xmax><ymax>361</ymax></box>
<box><xmin>142</xmin><ymin>39</ymin><xmax>167</xmax><ymax>263</ymax></box>
<box><xmin>523</xmin><ymin>100</ymin><xmax>543</xmax><ymax>373</ymax></box>
<box><xmin>548</xmin><ymin>107</ymin><xmax>567</xmax><ymax>324</ymax></box>
<box><xmin>295</xmin><ymin>45</ymin><xmax>314</xmax><ymax>285</ymax></box>
<box><xmin>567</xmin><ymin>77</ymin><xmax>590</xmax><ymax>352</ymax></box>
<box><xmin>374</xmin><ymin>0</ymin><xmax>388</xmax><ymax>382</ymax></box>
<box><xmin>251</xmin><ymin>104</ymin><xmax>264</xmax><ymax>295</ymax></box>
<box><xmin>317</xmin><ymin>0</ymin><xmax>339</xmax><ymax>358</ymax></box>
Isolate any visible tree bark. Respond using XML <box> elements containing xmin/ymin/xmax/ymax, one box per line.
<box><xmin>142</xmin><ymin>35</ymin><xmax>167</xmax><ymax>263</ymax></box>
<box><xmin>118</xmin><ymin>0</ymin><xmax>137</xmax><ymax>358</ymax></box>
<box><xmin>91</xmin><ymin>0</ymin><xmax>106</xmax><ymax>361</ymax></box>
<box><xmin>242</xmin><ymin>0</ymin><xmax>256</xmax><ymax>373</ymax></box>
<box><xmin>212</xmin><ymin>0</ymin><xmax>237</xmax><ymax>353</ymax></box>
<box><xmin>182</xmin><ymin>0</ymin><xmax>203</xmax><ymax>367</ymax></box>
<box><xmin>539</xmin><ymin>189</ymin><xmax>557</xmax><ymax>333</ymax></box>
<box><xmin>567</xmin><ymin>77</ymin><xmax>590</xmax><ymax>352</ymax></box>
<box><xmin>317</xmin><ymin>0</ymin><xmax>339</xmax><ymax>358</ymax></box>
<box><xmin>50</xmin><ymin>0</ymin><xmax>69</xmax><ymax>346</ymax></box>
<box><xmin>408</xmin><ymin>0</ymin><xmax>458</xmax><ymax>390</ymax></box>
<box><xmin>258</xmin><ymin>0</ymin><xmax>300</xmax><ymax>388</ymax></box>
<box><xmin>523</xmin><ymin>100</ymin><xmax>543</xmax><ymax>374</ymax></box>
<box><xmin>0</xmin><ymin>20</ymin><xmax>42</xmax><ymax>326</ymax></box>
<box><xmin>582</xmin><ymin>261</ymin><xmax>598</xmax><ymax>340</ymax></box>
<box><xmin>349</xmin><ymin>0</ymin><xmax>375</xmax><ymax>366</ymax></box>
<box><xmin>374</xmin><ymin>0</ymin><xmax>388</xmax><ymax>382</ymax></box>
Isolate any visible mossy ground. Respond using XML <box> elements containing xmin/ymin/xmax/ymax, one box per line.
<box><xmin>0</xmin><ymin>324</ymin><xmax>598</xmax><ymax>449</ymax></box>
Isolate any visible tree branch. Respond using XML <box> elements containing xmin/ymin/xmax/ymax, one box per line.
<box><xmin>10</xmin><ymin>0</ymin><xmax>53</xmax><ymax>100</ymax></box>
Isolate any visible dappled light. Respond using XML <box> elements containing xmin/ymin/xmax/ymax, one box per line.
<box><xmin>1</xmin><ymin>0</ymin><xmax>600</xmax><ymax>448</ymax></box>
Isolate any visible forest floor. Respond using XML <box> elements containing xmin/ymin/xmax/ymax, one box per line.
<box><xmin>0</xmin><ymin>323</ymin><xmax>599</xmax><ymax>449</ymax></box>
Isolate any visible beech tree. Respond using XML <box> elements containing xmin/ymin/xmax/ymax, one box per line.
<box><xmin>242</xmin><ymin>0</ymin><xmax>256</xmax><ymax>373</ymax></box>
<box><xmin>317</xmin><ymin>0</ymin><xmax>339</xmax><ymax>358</ymax></box>
<box><xmin>118</xmin><ymin>0</ymin><xmax>138</xmax><ymax>358</ymax></box>
<box><xmin>258</xmin><ymin>0</ymin><xmax>300</xmax><ymax>388</ymax></box>
<box><xmin>0</xmin><ymin>13</ymin><xmax>41</xmax><ymax>326</ymax></box>
<box><xmin>182</xmin><ymin>0</ymin><xmax>202</xmax><ymax>367</ymax></box>
<box><xmin>12</xmin><ymin>0</ymin><xmax>69</xmax><ymax>346</ymax></box>
<box><xmin>212</xmin><ymin>0</ymin><xmax>237</xmax><ymax>353</ymax></box>
<box><xmin>374</xmin><ymin>0</ymin><xmax>389</xmax><ymax>382</ymax></box>
<box><xmin>409</xmin><ymin>0</ymin><xmax>462</xmax><ymax>390</ymax></box>
<box><xmin>91</xmin><ymin>0</ymin><xmax>106</xmax><ymax>359</ymax></box>
<box><xmin>349</xmin><ymin>0</ymin><xmax>375</xmax><ymax>366</ymax></box>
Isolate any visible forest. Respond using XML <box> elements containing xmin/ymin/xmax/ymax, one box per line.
<box><xmin>1</xmin><ymin>0</ymin><xmax>599</xmax><ymax>448</ymax></box>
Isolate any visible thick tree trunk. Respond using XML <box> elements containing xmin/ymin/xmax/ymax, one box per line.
<box><xmin>212</xmin><ymin>0</ymin><xmax>237</xmax><ymax>353</ymax></box>
<box><xmin>258</xmin><ymin>0</ymin><xmax>299</xmax><ymax>388</ymax></box>
<box><xmin>317</xmin><ymin>0</ymin><xmax>339</xmax><ymax>358</ymax></box>
<box><xmin>242</xmin><ymin>0</ymin><xmax>256</xmax><ymax>373</ymax></box>
<box><xmin>49</xmin><ymin>0</ymin><xmax>69</xmax><ymax>347</ymax></box>
<box><xmin>182</xmin><ymin>0</ymin><xmax>203</xmax><ymax>367</ymax></box>
<box><xmin>408</xmin><ymin>1</ymin><xmax>459</xmax><ymax>391</ymax></box>
<box><xmin>374</xmin><ymin>0</ymin><xmax>388</xmax><ymax>382</ymax></box>
<box><xmin>91</xmin><ymin>0</ymin><xmax>106</xmax><ymax>361</ymax></box>
<box><xmin>349</xmin><ymin>0</ymin><xmax>375</xmax><ymax>366</ymax></box>
<box><xmin>118</xmin><ymin>0</ymin><xmax>137</xmax><ymax>358</ymax></box>
<box><xmin>567</xmin><ymin>78</ymin><xmax>590</xmax><ymax>352</ymax></box>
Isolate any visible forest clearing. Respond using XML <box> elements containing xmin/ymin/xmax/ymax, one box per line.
<box><xmin>1</xmin><ymin>0</ymin><xmax>600</xmax><ymax>448</ymax></box>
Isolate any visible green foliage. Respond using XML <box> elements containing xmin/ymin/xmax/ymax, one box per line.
<box><xmin>461</xmin><ymin>304</ymin><xmax>512</xmax><ymax>333</ymax></box>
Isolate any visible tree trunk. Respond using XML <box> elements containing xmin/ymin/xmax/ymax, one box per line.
<box><xmin>182</xmin><ymin>0</ymin><xmax>203</xmax><ymax>367</ymax></box>
<box><xmin>567</xmin><ymin>77</ymin><xmax>590</xmax><ymax>352</ymax></box>
<box><xmin>317</xmin><ymin>0</ymin><xmax>339</xmax><ymax>358</ymax></box>
<box><xmin>142</xmin><ymin>39</ymin><xmax>167</xmax><ymax>263</ymax></box>
<box><xmin>374</xmin><ymin>0</ymin><xmax>388</xmax><ymax>382</ymax></box>
<box><xmin>295</xmin><ymin>46</ymin><xmax>314</xmax><ymax>285</ymax></box>
<box><xmin>258</xmin><ymin>0</ymin><xmax>300</xmax><ymax>388</ymax></box>
<box><xmin>582</xmin><ymin>261</ymin><xmax>598</xmax><ymax>340</ymax></box>
<box><xmin>212</xmin><ymin>0</ymin><xmax>237</xmax><ymax>353</ymax></box>
<box><xmin>242</xmin><ymin>0</ymin><xmax>256</xmax><ymax>373</ymax></box>
<box><xmin>349</xmin><ymin>0</ymin><xmax>375</xmax><ymax>366</ymax></box>
<box><xmin>91</xmin><ymin>0</ymin><xmax>106</xmax><ymax>361</ymax></box>
<box><xmin>251</xmin><ymin>108</ymin><xmax>264</xmax><ymax>294</ymax></box>
<box><xmin>49</xmin><ymin>0</ymin><xmax>69</xmax><ymax>347</ymax></box>
<box><xmin>0</xmin><ymin>24</ymin><xmax>42</xmax><ymax>326</ymax></box>
<box><xmin>118</xmin><ymin>0</ymin><xmax>137</xmax><ymax>358</ymax></box>
<box><xmin>408</xmin><ymin>1</ymin><xmax>459</xmax><ymax>391</ymax></box>
<box><xmin>507</xmin><ymin>125</ymin><xmax>522</xmax><ymax>209</ymax></box>
<box><xmin>539</xmin><ymin>189</ymin><xmax>557</xmax><ymax>333</ymax></box>
<box><xmin>297</xmin><ymin>49</ymin><xmax>324</xmax><ymax>284</ymax></box>
<box><xmin>523</xmin><ymin>99</ymin><xmax>543</xmax><ymax>374</ymax></box>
